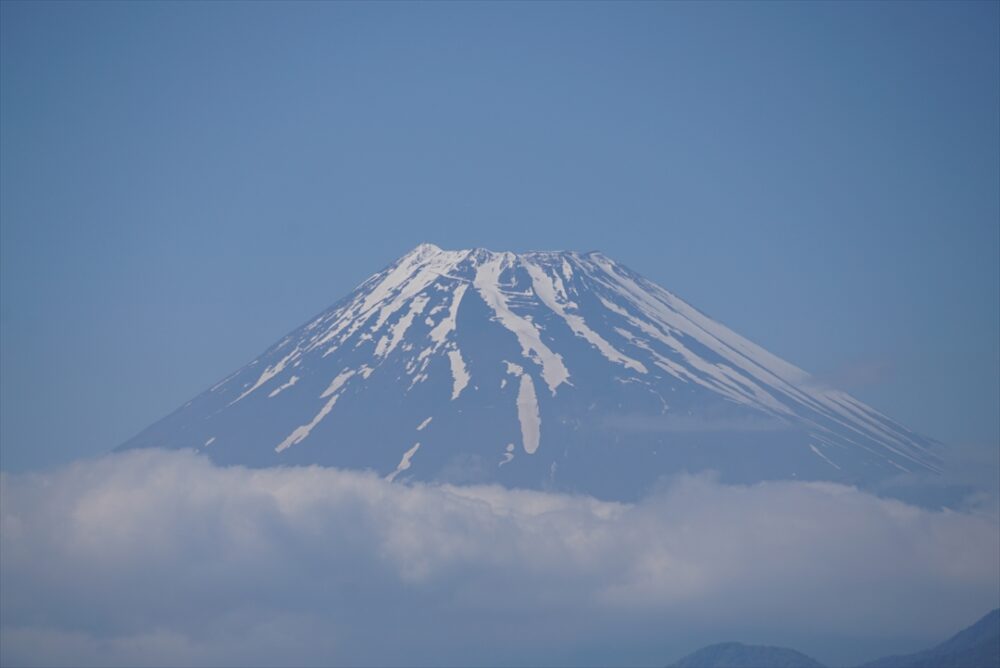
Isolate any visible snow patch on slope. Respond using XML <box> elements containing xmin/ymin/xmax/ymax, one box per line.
<box><xmin>429</xmin><ymin>283</ymin><xmax>467</xmax><ymax>344</ymax></box>
<box><xmin>268</xmin><ymin>375</ymin><xmax>299</xmax><ymax>398</ymax></box>
<box><xmin>275</xmin><ymin>369</ymin><xmax>356</xmax><ymax>453</ymax></box>
<box><xmin>516</xmin><ymin>374</ymin><xmax>541</xmax><ymax>455</ymax></box>
<box><xmin>386</xmin><ymin>442</ymin><xmax>421</xmax><ymax>482</ymax></box>
<box><xmin>474</xmin><ymin>254</ymin><xmax>570</xmax><ymax>395</ymax></box>
<box><xmin>231</xmin><ymin>348</ymin><xmax>300</xmax><ymax>404</ymax></box>
<box><xmin>809</xmin><ymin>444</ymin><xmax>841</xmax><ymax>470</ymax></box>
<box><xmin>524</xmin><ymin>260</ymin><xmax>647</xmax><ymax>374</ymax></box>
<box><xmin>375</xmin><ymin>294</ymin><xmax>429</xmax><ymax>358</ymax></box>
<box><xmin>499</xmin><ymin>443</ymin><xmax>515</xmax><ymax>467</ymax></box>
<box><xmin>448</xmin><ymin>349</ymin><xmax>470</xmax><ymax>399</ymax></box>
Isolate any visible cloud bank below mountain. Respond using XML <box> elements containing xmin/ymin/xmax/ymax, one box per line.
<box><xmin>1</xmin><ymin>449</ymin><xmax>997</xmax><ymax>667</ymax></box>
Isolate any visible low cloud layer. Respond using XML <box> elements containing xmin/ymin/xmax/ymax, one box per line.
<box><xmin>2</xmin><ymin>449</ymin><xmax>997</xmax><ymax>667</ymax></box>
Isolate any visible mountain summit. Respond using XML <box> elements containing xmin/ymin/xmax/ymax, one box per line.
<box><xmin>120</xmin><ymin>244</ymin><xmax>941</xmax><ymax>499</ymax></box>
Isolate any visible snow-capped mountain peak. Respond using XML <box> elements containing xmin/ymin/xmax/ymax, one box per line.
<box><xmin>121</xmin><ymin>244</ymin><xmax>941</xmax><ymax>499</ymax></box>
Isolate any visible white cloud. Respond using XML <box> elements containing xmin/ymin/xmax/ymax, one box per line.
<box><xmin>1</xmin><ymin>449</ymin><xmax>997</xmax><ymax>667</ymax></box>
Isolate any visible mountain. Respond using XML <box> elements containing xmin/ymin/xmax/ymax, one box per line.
<box><xmin>861</xmin><ymin>609</ymin><xmax>999</xmax><ymax>668</ymax></box>
<box><xmin>670</xmin><ymin>642</ymin><xmax>825</xmax><ymax>668</ymax></box>
<box><xmin>667</xmin><ymin>609</ymin><xmax>1000</xmax><ymax>668</ymax></box>
<box><xmin>119</xmin><ymin>244</ymin><xmax>941</xmax><ymax>500</ymax></box>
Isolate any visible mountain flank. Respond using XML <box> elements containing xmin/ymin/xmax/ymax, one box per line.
<box><xmin>860</xmin><ymin>608</ymin><xmax>999</xmax><ymax>668</ymax></box>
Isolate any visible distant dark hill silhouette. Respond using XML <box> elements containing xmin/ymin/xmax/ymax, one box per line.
<box><xmin>667</xmin><ymin>609</ymin><xmax>999</xmax><ymax>668</ymax></box>
<box><xmin>861</xmin><ymin>608</ymin><xmax>999</xmax><ymax>668</ymax></box>
<box><xmin>670</xmin><ymin>641</ymin><xmax>825</xmax><ymax>668</ymax></box>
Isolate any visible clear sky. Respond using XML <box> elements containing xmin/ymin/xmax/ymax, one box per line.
<box><xmin>1</xmin><ymin>1</ymin><xmax>997</xmax><ymax>472</ymax></box>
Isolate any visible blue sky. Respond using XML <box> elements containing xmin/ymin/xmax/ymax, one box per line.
<box><xmin>1</xmin><ymin>0</ymin><xmax>997</xmax><ymax>472</ymax></box>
